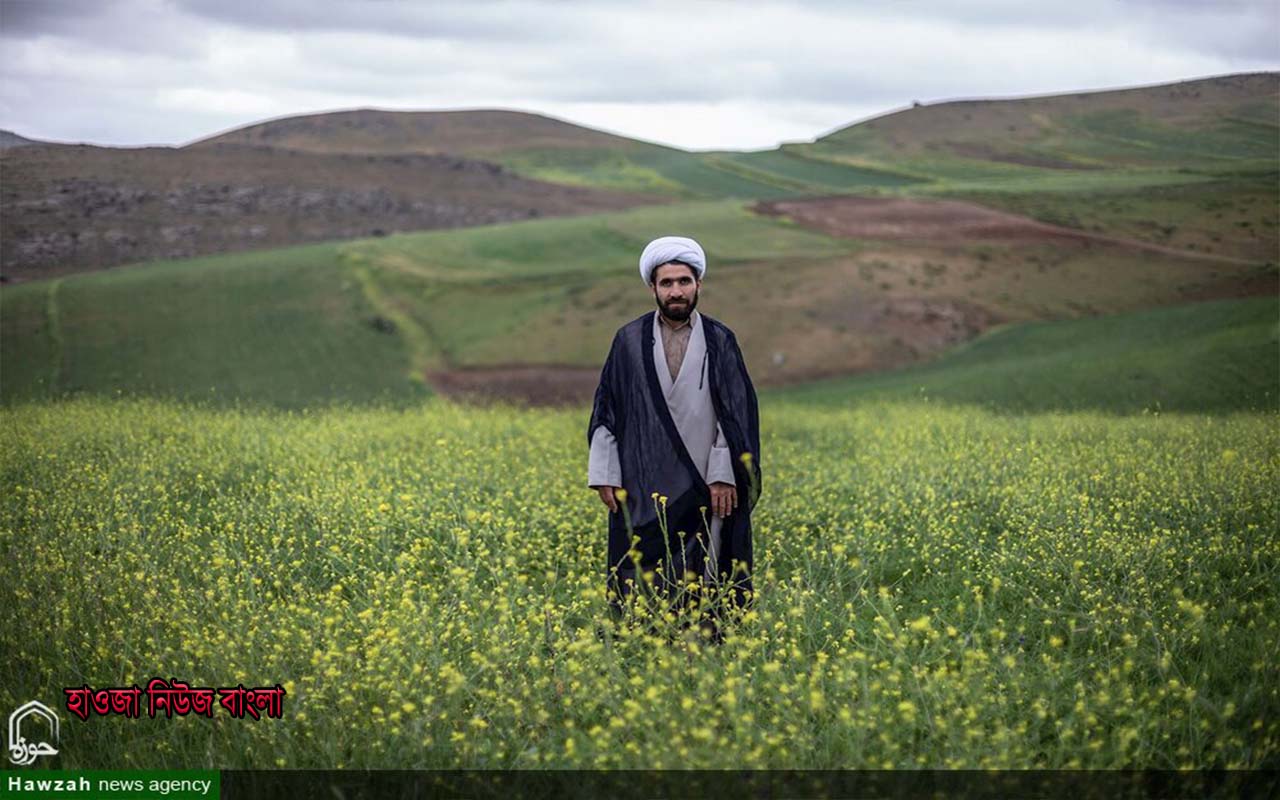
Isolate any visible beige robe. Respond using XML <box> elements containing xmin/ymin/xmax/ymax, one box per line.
<box><xmin>588</xmin><ymin>309</ymin><xmax>734</xmax><ymax>580</ymax></box>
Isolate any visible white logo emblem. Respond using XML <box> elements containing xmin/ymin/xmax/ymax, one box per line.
<box><xmin>8</xmin><ymin>700</ymin><xmax>59</xmax><ymax>766</ymax></box>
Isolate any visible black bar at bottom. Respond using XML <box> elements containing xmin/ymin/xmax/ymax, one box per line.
<box><xmin>219</xmin><ymin>769</ymin><xmax>1276</xmax><ymax>799</ymax></box>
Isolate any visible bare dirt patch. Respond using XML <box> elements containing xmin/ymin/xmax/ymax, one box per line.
<box><xmin>1176</xmin><ymin>267</ymin><xmax>1280</xmax><ymax>304</ymax></box>
<box><xmin>427</xmin><ymin>293</ymin><xmax>1004</xmax><ymax>407</ymax></box>
<box><xmin>745</xmin><ymin>291</ymin><xmax>1009</xmax><ymax>386</ymax></box>
<box><xmin>755</xmin><ymin>196</ymin><xmax>1103</xmax><ymax>245</ymax></box>
<box><xmin>827</xmin><ymin>294</ymin><xmax>1006</xmax><ymax>358</ymax></box>
<box><xmin>427</xmin><ymin>364</ymin><xmax>601</xmax><ymax>407</ymax></box>
<box><xmin>753</xmin><ymin>196</ymin><xmax>1259</xmax><ymax>265</ymax></box>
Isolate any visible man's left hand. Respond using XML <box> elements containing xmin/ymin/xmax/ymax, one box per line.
<box><xmin>709</xmin><ymin>482</ymin><xmax>737</xmax><ymax>519</ymax></box>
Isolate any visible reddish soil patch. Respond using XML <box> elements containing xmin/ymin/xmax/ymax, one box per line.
<box><xmin>830</xmin><ymin>295</ymin><xmax>1007</xmax><ymax>360</ymax></box>
<box><xmin>1176</xmin><ymin>268</ymin><xmax>1280</xmax><ymax>304</ymax></box>
<box><xmin>753</xmin><ymin>196</ymin><xmax>1259</xmax><ymax>265</ymax></box>
<box><xmin>427</xmin><ymin>364</ymin><xmax>601</xmax><ymax>407</ymax></box>
<box><xmin>755</xmin><ymin>196</ymin><xmax>1100</xmax><ymax>244</ymax></box>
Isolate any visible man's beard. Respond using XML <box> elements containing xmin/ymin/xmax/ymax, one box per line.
<box><xmin>657</xmin><ymin>290</ymin><xmax>698</xmax><ymax>321</ymax></box>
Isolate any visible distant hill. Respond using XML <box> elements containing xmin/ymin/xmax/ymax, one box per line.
<box><xmin>189</xmin><ymin>73</ymin><xmax>1279</xmax><ymax>186</ymax></box>
<box><xmin>261</xmin><ymin>73</ymin><xmax>1272</xmax><ymax>199</ymax></box>
<box><xmin>4</xmin><ymin>72</ymin><xmax>1274</xmax><ymax>281</ymax></box>
<box><xmin>191</xmin><ymin>108</ymin><xmax>658</xmax><ymax>157</ymax></box>
<box><xmin>480</xmin><ymin>72</ymin><xmax>1276</xmax><ymax>197</ymax></box>
<box><xmin>791</xmin><ymin>72</ymin><xmax>1278</xmax><ymax>177</ymax></box>
<box><xmin>0</xmin><ymin>129</ymin><xmax>44</xmax><ymax>150</ymax></box>
<box><xmin>195</xmin><ymin>107</ymin><xmax>840</xmax><ymax>199</ymax></box>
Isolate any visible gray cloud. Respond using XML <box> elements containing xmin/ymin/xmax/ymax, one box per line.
<box><xmin>0</xmin><ymin>0</ymin><xmax>99</xmax><ymax>35</ymax></box>
<box><xmin>171</xmin><ymin>0</ymin><xmax>582</xmax><ymax>40</ymax></box>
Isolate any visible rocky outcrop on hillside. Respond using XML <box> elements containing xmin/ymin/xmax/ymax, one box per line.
<box><xmin>0</xmin><ymin>144</ymin><xmax>659</xmax><ymax>280</ymax></box>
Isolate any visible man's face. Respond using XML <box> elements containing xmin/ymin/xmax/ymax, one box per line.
<box><xmin>651</xmin><ymin>261</ymin><xmax>700</xmax><ymax>322</ymax></box>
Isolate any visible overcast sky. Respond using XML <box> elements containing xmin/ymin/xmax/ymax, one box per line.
<box><xmin>1</xmin><ymin>0</ymin><xmax>1276</xmax><ymax>151</ymax></box>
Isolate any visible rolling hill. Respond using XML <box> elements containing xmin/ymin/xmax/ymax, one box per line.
<box><xmin>191</xmin><ymin>107</ymin><xmax>656</xmax><ymax>157</ymax></box>
<box><xmin>2</xmin><ymin>195</ymin><xmax>1273</xmax><ymax>410</ymax></box>
<box><xmin>0</xmin><ymin>129</ymin><xmax>44</xmax><ymax>150</ymax></box>
<box><xmin>196</xmin><ymin>73</ymin><xmax>1278</xmax><ymax>196</ymax></box>
<box><xmin>192</xmin><ymin>107</ymin><xmax>914</xmax><ymax>198</ymax></box>
<box><xmin>0</xmin><ymin>72</ymin><xmax>1275</xmax><ymax>410</ymax></box>
<box><xmin>2</xmin><ymin>72</ymin><xmax>1274</xmax><ymax>281</ymax></box>
<box><xmin>799</xmin><ymin>72</ymin><xmax>1278</xmax><ymax>176</ymax></box>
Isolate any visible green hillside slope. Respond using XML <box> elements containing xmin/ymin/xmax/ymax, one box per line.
<box><xmin>0</xmin><ymin>243</ymin><xmax>429</xmax><ymax>409</ymax></box>
<box><xmin>797</xmin><ymin>73</ymin><xmax>1278</xmax><ymax>180</ymax></box>
<box><xmin>771</xmin><ymin>296</ymin><xmax>1279</xmax><ymax>414</ymax></box>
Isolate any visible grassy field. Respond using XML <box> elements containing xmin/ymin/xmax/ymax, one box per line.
<box><xmin>1</xmin><ymin>391</ymin><xmax>1275</xmax><ymax>769</ymax></box>
<box><xmin>795</xmin><ymin>74</ymin><xmax>1278</xmax><ymax>180</ymax></box>
<box><xmin>0</xmin><ymin>243</ymin><xmax>429</xmax><ymax>410</ymax></box>
<box><xmin>770</xmin><ymin>296</ymin><xmax>1279</xmax><ymax>414</ymax></box>
<box><xmin>942</xmin><ymin>174</ymin><xmax>1279</xmax><ymax>262</ymax></box>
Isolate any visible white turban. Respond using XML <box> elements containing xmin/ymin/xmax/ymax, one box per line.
<box><xmin>639</xmin><ymin>236</ymin><xmax>706</xmax><ymax>285</ymax></box>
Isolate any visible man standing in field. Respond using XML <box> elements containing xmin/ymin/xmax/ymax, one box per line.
<box><xmin>587</xmin><ymin>236</ymin><xmax>762</xmax><ymax>636</ymax></box>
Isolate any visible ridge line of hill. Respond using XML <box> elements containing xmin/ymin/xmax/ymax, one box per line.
<box><xmin>812</xmin><ymin>70</ymin><xmax>1280</xmax><ymax>141</ymax></box>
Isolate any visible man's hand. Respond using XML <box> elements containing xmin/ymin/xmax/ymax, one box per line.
<box><xmin>596</xmin><ymin>485</ymin><xmax>621</xmax><ymax>513</ymax></box>
<box><xmin>710</xmin><ymin>482</ymin><xmax>737</xmax><ymax>519</ymax></box>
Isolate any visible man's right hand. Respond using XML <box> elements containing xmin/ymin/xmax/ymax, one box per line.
<box><xmin>596</xmin><ymin>485</ymin><xmax>621</xmax><ymax>513</ymax></box>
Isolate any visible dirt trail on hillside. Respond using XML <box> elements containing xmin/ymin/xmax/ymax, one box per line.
<box><xmin>753</xmin><ymin>196</ymin><xmax>1260</xmax><ymax>265</ymax></box>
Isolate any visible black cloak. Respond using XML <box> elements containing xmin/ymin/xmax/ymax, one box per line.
<box><xmin>587</xmin><ymin>311</ymin><xmax>762</xmax><ymax>616</ymax></box>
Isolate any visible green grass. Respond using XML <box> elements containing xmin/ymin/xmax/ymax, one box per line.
<box><xmin>770</xmin><ymin>83</ymin><xmax>1279</xmax><ymax>196</ymax></box>
<box><xmin>1060</xmin><ymin>109</ymin><xmax>1279</xmax><ymax>165</ymax></box>
<box><xmin>724</xmin><ymin>149</ymin><xmax>924</xmax><ymax>191</ymax></box>
<box><xmin>771</xmin><ymin>296</ymin><xmax>1279</xmax><ymax>414</ymax></box>
<box><xmin>495</xmin><ymin>147</ymin><xmax>815</xmax><ymax>199</ymax></box>
<box><xmin>944</xmin><ymin>176</ymin><xmax>1279</xmax><ymax>260</ymax></box>
<box><xmin>644</xmin><ymin>151</ymin><xmax>811</xmax><ymax>199</ymax></box>
<box><xmin>343</xmin><ymin>199</ymin><xmax>856</xmax><ymax>280</ymax></box>
<box><xmin>0</xmin><ymin>243</ymin><xmax>430</xmax><ymax>410</ymax></box>
<box><xmin>495</xmin><ymin>147</ymin><xmax>687</xmax><ymax>195</ymax></box>
<box><xmin>453</xmin><ymin>81</ymin><xmax>1280</xmax><ymax>221</ymax></box>
<box><xmin>0</xmin><ymin>278</ymin><xmax>62</xmax><ymax>401</ymax></box>
<box><xmin>906</xmin><ymin>169</ymin><xmax>1227</xmax><ymax>196</ymax></box>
